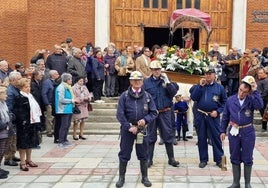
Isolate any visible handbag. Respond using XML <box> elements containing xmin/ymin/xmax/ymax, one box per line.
<box><xmin>73</xmin><ymin>105</ymin><xmax>81</xmax><ymax>114</ymax></box>
<box><xmin>87</xmin><ymin>102</ymin><xmax>93</xmax><ymax>112</ymax></box>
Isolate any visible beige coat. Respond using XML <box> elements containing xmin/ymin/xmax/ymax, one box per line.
<box><xmin>135</xmin><ymin>54</ymin><xmax>151</xmax><ymax>78</ymax></box>
<box><xmin>115</xmin><ymin>55</ymin><xmax>135</xmax><ymax>76</ymax></box>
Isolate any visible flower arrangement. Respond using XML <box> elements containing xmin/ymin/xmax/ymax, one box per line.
<box><xmin>158</xmin><ymin>46</ymin><xmax>210</xmax><ymax>75</ymax></box>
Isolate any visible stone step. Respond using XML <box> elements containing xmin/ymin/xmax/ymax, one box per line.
<box><xmin>85</xmin><ymin>122</ymin><xmax>120</xmax><ymax>129</ymax></box>
<box><xmin>87</xmin><ymin>115</ymin><xmax>118</xmax><ymax>122</ymax></box>
<box><xmin>90</xmin><ymin>109</ymin><xmax>117</xmax><ymax>116</ymax></box>
<box><xmin>91</xmin><ymin>102</ymin><xmax>118</xmax><ymax>109</ymax></box>
<box><xmin>84</xmin><ymin>99</ymin><xmax>267</xmax><ymax>137</ymax></box>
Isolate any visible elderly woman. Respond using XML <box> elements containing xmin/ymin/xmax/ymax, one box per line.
<box><xmin>92</xmin><ymin>50</ymin><xmax>105</xmax><ymax>102</ymax></box>
<box><xmin>13</xmin><ymin>78</ymin><xmax>42</xmax><ymax>171</ymax></box>
<box><xmin>67</xmin><ymin>47</ymin><xmax>87</xmax><ymax>84</ymax></box>
<box><xmin>72</xmin><ymin>76</ymin><xmax>91</xmax><ymax>140</ymax></box>
<box><xmin>0</xmin><ymin>86</ymin><xmax>13</xmax><ymax>178</ymax></box>
<box><xmin>55</xmin><ymin>73</ymin><xmax>77</xmax><ymax>148</ymax></box>
<box><xmin>115</xmin><ymin>48</ymin><xmax>135</xmax><ymax>94</ymax></box>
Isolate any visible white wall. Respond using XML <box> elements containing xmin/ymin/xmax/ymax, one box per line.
<box><xmin>95</xmin><ymin>0</ymin><xmax>110</xmax><ymax>50</ymax></box>
<box><xmin>232</xmin><ymin>0</ymin><xmax>247</xmax><ymax>51</ymax></box>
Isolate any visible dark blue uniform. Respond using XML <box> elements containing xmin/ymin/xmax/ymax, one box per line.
<box><xmin>143</xmin><ymin>76</ymin><xmax>178</xmax><ymax>143</ymax></box>
<box><xmin>220</xmin><ymin>90</ymin><xmax>263</xmax><ymax>165</ymax></box>
<box><xmin>174</xmin><ymin>100</ymin><xmax>188</xmax><ymax>139</ymax></box>
<box><xmin>190</xmin><ymin>81</ymin><xmax>227</xmax><ymax>164</ymax></box>
<box><xmin>116</xmin><ymin>87</ymin><xmax>157</xmax><ymax>162</ymax></box>
<box><xmin>174</xmin><ymin>100</ymin><xmax>188</xmax><ymax>130</ymax></box>
<box><xmin>143</xmin><ymin>75</ymin><xmax>179</xmax><ymax>166</ymax></box>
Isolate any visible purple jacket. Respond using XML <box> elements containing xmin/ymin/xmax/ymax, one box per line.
<box><xmin>103</xmin><ymin>54</ymin><xmax>117</xmax><ymax>75</ymax></box>
<box><xmin>220</xmin><ymin>90</ymin><xmax>263</xmax><ymax>134</ymax></box>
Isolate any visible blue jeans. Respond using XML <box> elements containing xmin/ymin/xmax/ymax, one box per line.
<box><xmin>228</xmin><ymin>78</ymin><xmax>239</xmax><ymax>96</ymax></box>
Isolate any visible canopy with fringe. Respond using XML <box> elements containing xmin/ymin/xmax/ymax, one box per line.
<box><xmin>169</xmin><ymin>8</ymin><xmax>212</xmax><ymax>45</ymax></box>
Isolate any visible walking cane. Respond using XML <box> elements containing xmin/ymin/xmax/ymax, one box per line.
<box><xmin>221</xmin><ymin>141</ymin><xmax>227</xmax><ymax>171</ymax></box>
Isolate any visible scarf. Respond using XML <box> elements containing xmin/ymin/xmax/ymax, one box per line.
<box><xmin>97</xmin><ymin>57</ymin><xmax>103</xmax><ymax>62</ymax></box>
<box><xmin>121</xmin><ymin>55</ymin><xmax>127</xmax><ymax>67</ymax></box>
<box><xmin>0</xmin><ymin>101</ymin><xmax>10</xmax><ymax>123</ymax></box>
<box><xmin>63</xmin><ymin>82</ymin><xmax>75</xmax><ymax>107</ymax></box>
<box><xmin>20</xmin><ymin>91</ymin><xmax>42</xmax><ymax>124</ymax></box>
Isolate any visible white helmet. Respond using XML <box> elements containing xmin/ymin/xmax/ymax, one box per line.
<box><xmin>242</xmin><ymin>75</ymin><xmax>255</xmax><ymax>85</ymax></box>
<box><xmin>129</xmin><ymin>71</ymin><xmax>143</xmax><ymax>80</ymax></box>
<box><xmin>149</xmin><ymin>60</ymin><xmax>162</xmax><ymax>69</ymax></box>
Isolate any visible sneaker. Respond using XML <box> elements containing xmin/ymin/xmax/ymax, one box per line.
<box><xmin>99</xmin><ymin>100</ymin><xmax>105</xmax><ymax>103</ymax></box>
<box><xmin>63</xmin><ymin>141</ymin><xmax>72</xmax><ymax>147</ymax></box>
<box><xmin>57</xmin><ymin>143</ymin><xmax>67</xmax><ymax>149</ymax></box>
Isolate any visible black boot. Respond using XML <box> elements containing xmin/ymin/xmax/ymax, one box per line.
<box><xmin>173</xmin><ymin>137</ymin><xmax>178</xmax><ymax>145</ymax></box>
<box><xmin>165</xmin><ymin>143</ymin><xmax>180</xmax><ymax>167</ymax></box>
<box><xmin>227</xmin><ymin>164</ymin><xmax>241</xmax><ymax>188</ymax></box>
<box><xmin>140</xmin><ymin>160</ymin><xmax>152</xmax><ymax>187</ymax></box>
<box><xmin>182</xmin><ymin>131</ymin><xmax>188</xmax><ymax>141</ymax></box>
<box><xmin>116</xmin><ymin>161</ymin><xmax>127</xmax><ymax>188</ymax></box>
<box><xmin>244</xmin><ymin>165</ymin><xmax>252</xmax><ymax>188</ymax></box>
<box><xmin>176</xmin><ymin>128</ymin><xmax>181</xmax><ymax>141</ymax></box>
<box><xmin>147</xmin><ymin>144</ymin><xmax>155</xmax><ymax>168</ymax></box>
<box><xmin>261</xmin><ymin>121</ymin><xmax>267</xmax><ymax>131</ymax></box>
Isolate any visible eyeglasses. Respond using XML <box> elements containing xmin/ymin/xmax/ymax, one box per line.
<box><xmin>144</xmin><ymin>50</ymin><xmax>150</xmax><ymax>52</ymax></box>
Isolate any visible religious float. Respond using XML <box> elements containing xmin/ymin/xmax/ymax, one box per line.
<box><xmin>160</xmin><ymin>8</ymin><xmax>213</xmax><ymax>84</ymax></box>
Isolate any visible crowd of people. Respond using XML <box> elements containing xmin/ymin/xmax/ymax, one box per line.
<box><xmin>0</xmin><ymin>37</ymin><xmax>267</xmax><ymax>187</ymax></box>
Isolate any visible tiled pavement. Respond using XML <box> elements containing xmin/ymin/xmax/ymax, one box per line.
<box><xmin>0</xmin><ymin>135</ymin><xmax>268</xmax><ymax>188</ymax></box>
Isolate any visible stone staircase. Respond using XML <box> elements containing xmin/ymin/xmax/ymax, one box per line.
<box><xmin>82</xmin><ymin>97</ymin><xmax>268</xmax><ymax>137</ymax></box>
<box><xmin>84</xmin><ymin>97</ymin><xmax>120</xmax><ymax>135</ymax></box>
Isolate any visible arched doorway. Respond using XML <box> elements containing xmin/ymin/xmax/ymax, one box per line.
<box><xmin>144</xmin><ymin>27</ymin><xmax>199</xmax><ymax>50</ymax></box>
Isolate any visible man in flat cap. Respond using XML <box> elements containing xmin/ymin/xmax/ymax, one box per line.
<box><xmin>190</xmin><ymin>66</ymin><xmax>227</xmax><ymax>169</ymax></box>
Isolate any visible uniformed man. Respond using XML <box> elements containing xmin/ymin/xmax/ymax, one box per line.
<box><xmin>220</xmin><ymin>75</ymin><xmax>263</xmax><ymax>188</ymax></box>
<box><xmin>116</xmin><ymin>71</ymin><xmax>158</xmax><ymax>188</ymax></box>
<box><xmin>190</xmin><ymin>66</ymin><xmax>227</xmax><ymax>168</ymax></box>
<box><xmin>143</xmin><ymin>60</ymin><xmax>180</xmax><ymax>168</ymax></box>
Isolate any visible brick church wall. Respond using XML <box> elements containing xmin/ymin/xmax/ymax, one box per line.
<box><xmin>27</xmin><ymin>0</ymin><xmax>95</xmax><ymax>66</ymax></box>
<box><xmin>1</xmin><ymin>1</ymin><xmax>267</xmax><ymax>68</ymax></box>
<box><xmin>0</xmin><ymin>1</ymin><xmax>27</xmax><ymax>66</ymax></box>
<box><xmin>0</xmin><ymin>0</ymin><xmax>95</xmax><ymax>68</ymax></box>
<box><xmin>246</xmin><ymin>0</ymin><xmax>268</xmax><ymax>49</ymax></box>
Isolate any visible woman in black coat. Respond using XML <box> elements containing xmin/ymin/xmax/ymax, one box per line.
<box><xmin>13</xmin><ymin>78</ymin><xmax>42</xmax><ymax>171</ymax></box>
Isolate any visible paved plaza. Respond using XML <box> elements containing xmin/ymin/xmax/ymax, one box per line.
<box><xmin>0</xmin><ymin>135</ymin><xmax>268</xmax><ymax>188</ymax></box>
